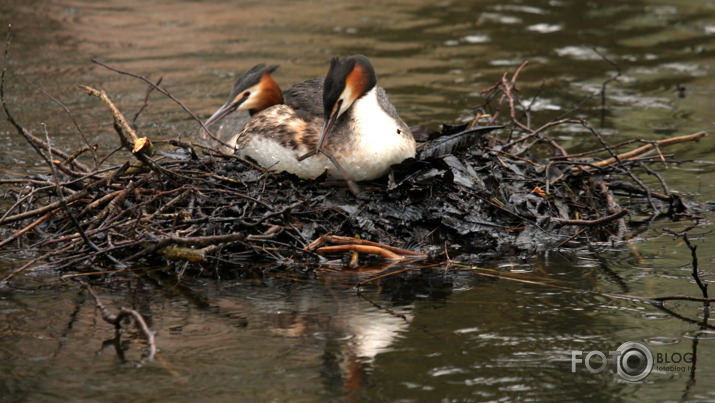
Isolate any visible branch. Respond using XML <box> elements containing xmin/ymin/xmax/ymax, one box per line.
<box><xmin>25</xmin><ymin>77</ymin><xmax>96</xmax><ymax>171</ymax></box>
<box><xmin>683</xmin><ymin>234</ymin><xmax>709</xmax><ymax>305</ymax></box>
<box><xmin>587</xmin><ymin>45</ymin><xmax>622</xmax><ymax>128</ymax></box>
<box><xmin>552</xmin><ymin>208</ymin><xmax>629</xmax><ymax>226</ymax></box>
<box><xmin>122</xmin><ymin>233</ymin><xmax>248</xmax><ymax>263</ymax></box>
<box><xmin>306</xmin><ymin>234</ymin><xmax>426</xmax><ymax>257</ymax></box>
<box><xmin>90</xmin><ymin>59</ymin><xmax>231</xmax><ymax>149</ymax></box>
<box><xmin>575</xmin><ymin>131</ymin><xmax>707</xmax><ymax>172</ymax></box>
<box><xmin>78</xmin><ymin>85</ymin><xmax>151</xmax><ymax>154</ymax></box>
<box><xmin>0</xmin><ymin>210</ymin><xmax>55</xmax><ymax>248</ymax></box>
<box><xmin>132</xmin><ymin>76</ymin><xmax>162</xmax><ymax>127</ymax></box>
<box><xmin>316</xmin><ymin>244</ymin><xmax>403</xmax><ymax>260</ymax></box>
<box><xmin>0</xmin><ymin>163</ymin><xmax>128</xmax><ymax>226</ymax></box>
<box><xmin>651</xmin><ymin>295</ymin><xmax>713</xmax><ymax>303</ymax></box>
<box><xmin>44</xmin><ymin>126</ymin><xmax>107</xmax><ymax>258</ymax></box>
<box><xmin>83</xmin><ymin>282</ymin><xmax>156</xmax><ymax>361</ymax></box>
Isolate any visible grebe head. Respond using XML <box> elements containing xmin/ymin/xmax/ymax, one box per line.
<box><xmin>204</xmin><ymin>64</ymin><xmax>283</xmax><ymax>128</ymax></box>
<box><xmin>317</xmin><ymin>55</ymin><xmax>377</xmax><ymax>149</ymax></box>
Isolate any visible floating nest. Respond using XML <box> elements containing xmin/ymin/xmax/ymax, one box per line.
<box><xmin>0</xmin><ymin>61</ymin><xmax>708</xmax><ymax>281</ymax></box>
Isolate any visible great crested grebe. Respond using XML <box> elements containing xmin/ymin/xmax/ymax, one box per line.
<box><xmin>201</xmin><ymin>64</ymin><xmax>284</xmax><ymax>150</ymax></box>
<box><xmin>225</xmin><ymin>55</ymin><xmax>416</xmax><ymax>182</ymax></box>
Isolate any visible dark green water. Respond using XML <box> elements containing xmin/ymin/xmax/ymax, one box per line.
<box><xmin>1</xmin><ymin>0</ymin><xmax>715</xmax><ymax>401</ymax></box>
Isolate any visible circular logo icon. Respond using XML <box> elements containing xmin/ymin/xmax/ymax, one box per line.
<box><xmin>616</xmin><ymin>341</ymin><xmax>653</xmax><ymax>382</ymax></box>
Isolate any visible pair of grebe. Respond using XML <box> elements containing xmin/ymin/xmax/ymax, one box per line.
<box><xmin>202</xmin><ymin>55</ymin><xmax>415</xmax><ymax>182</ymax></box>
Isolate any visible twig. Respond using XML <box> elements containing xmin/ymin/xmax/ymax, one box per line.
<box><xmin>79</xmin><ymin>85</ymin><xmax>185</xmax><ymax>183</ymax></box>
<box><xmin>316</xmin><ymin>244</ymin><xmax>403</xmax><ymax>260</ymax></box>
<box><xmin>132</xmin><ymin>76</ymin><xmax>163</xmax><ymax>128</ymax></box>
<box><xmin>502</xmin><ymin>61</ymin><xmax>530</xmax><ymax>134</ymax></box>
<box><xmin>90</xmin><ymin>59</ymin><xmax>228</xmax><ymax>149</ymax></box>
<box><xmin>122</xmin><ymin>233</ymin><xmax>248</xmax><ymax>263</ymax></box>
<box><xmin>157</xmin><ymin>243</ymin><xmax>218</xmax><ymax>263</ymax></box>
<box><xmin>82</xmin><ymin>281</ymin><xmax>157</xmax><ymax>362</ymax></box>
<box><xmin>41</xmin><ymin>127</ymin><xmax>126</xmax><ymax>269</ymax></box>
<box><xmin>640</xmin><ymin>162</ymin><xmax>672</xmax><ymax>198</ymax></box>
<box><xmin>598</xmin><ymin>182</ymin><xmax>627</xmax><ymax>241</ymax></box>
<box><xmin>554</xmin><ymin>227</ymin><xmax>588</xmax><ymax>249</ymax></box>
<box><xmin>44</xmin><ymin>126</ymin><xmax>100</xmax><ymax>253</ymax></box>
<box><xmin>61</xmin><ymin>145</ymin><xmax>98</xmax><ymax>171</ymax></box>
<box><xmin>608</xmin><ymin>180</ymin><xmax>674</xmax><ymax>202</ymax></box>
<box><xmin>682</xmin><ymin>234</ymin><xmax>709</xmax><ymax>305</ymax></box>
<box><xmin>78</xmin><ymin>85</ymin><xmax>150</xmax><ymax>154</ymax></box>
<box><xmin>0</xmin><ymin>182</ymin><xmax>86</xmax><ymax>226</ymax></box>
<box><xmin>575</xmin><ymin>131</ymin><xmax>707</xmax><ymax>172</ymax></box>
<box><xmin>306</xmin><ymin>234</ymin><xmax>426</xmax><ymax>257</ymax></box>
<box><xmin>651</xmin><ymin>295</ymin><xmax>713</xmax><ymax>303</ymax></box>
<box><xmin>0</xmin><ymin>162</ymin><xmax>127</xmax><ymax>226</ymax></box>
<box><xmin>1</xmin><ymin>243</ymin><xmax>78</xmax><ymax>283</ymax></box>
<box><xmin>0</xmin><ymin>209</ymin><xmax>55</xmax><ymax>248</ymax></box>
<box><xmin>549</xmin><ymin>138</ymin><xmax>639</xmax><ymax>160</ymax></box>
<box><xmin>493</xmin><ymin>61</ymin><xmax>570</xmax><ymax>157</ymax></box>
<box><xmin>552</xmin><ymin>208</ymin><xmax>629</xmax><ymax>226</ymax></box>
<box><xmin>24</xmin><ymin>77</ymin><xmax>97</xmax><ymax>170</ymax></box>
<box><xmin>502</xmin><ymin>119</ymin><xmax>581</xmax><ymax>151</ymax></box>
<box><xmin>580</xmin><ymin>121</ymin><xmax>660</xmax><ymax>214</ymax></box>
<box><xmin>587</xmin><ymin>45</ymin><xmax>622</xmax><ymax>128</ymax></box>
<box><xmin>1</xmin><ymin>182</ymin><xmax>54</xmax><ymax>221</ymax></box>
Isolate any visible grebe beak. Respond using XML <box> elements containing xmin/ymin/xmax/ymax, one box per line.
<box><xmin>204</xmin><ymin>94</ymin><xmax>248</xmax><ymax>129</ymax></box>
<box><xmin>316</xmin><ymin>99</ymin><xmax>343</xmax><ymax>152</ymax></box>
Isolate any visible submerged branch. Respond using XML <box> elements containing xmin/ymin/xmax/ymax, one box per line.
<box><xmin>682</xmin><ymin>233</ymin><xmax>709</xmax><ymax>305</ymax></box>
<box><xmin>83</xmin><ymin>282</ymin><xmax>157</xmax><ymax>362</ymax></box>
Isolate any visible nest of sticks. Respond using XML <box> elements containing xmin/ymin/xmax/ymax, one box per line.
<box><xmin>0</xmin><ymin>58</ymin><xmax>708</xmax><ymax>281</ymax></box>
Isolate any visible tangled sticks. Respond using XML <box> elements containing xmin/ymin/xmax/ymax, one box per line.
<box><xmin>0</xmin><ymin>31</ymin><xmax>709</xmax><ymax>280</ymax></box>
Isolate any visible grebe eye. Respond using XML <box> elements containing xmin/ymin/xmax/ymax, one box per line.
<box><xmin>243</xmin><ymin>91</ymin><xmax>251</xmax><ymax>98</ymax></box>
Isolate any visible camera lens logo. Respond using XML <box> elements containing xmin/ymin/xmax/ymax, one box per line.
<box><xmin>616</xmin><ymin>342</ymin><xmax>653</xmax><ymax>382</ymax></box>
